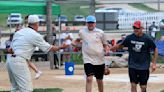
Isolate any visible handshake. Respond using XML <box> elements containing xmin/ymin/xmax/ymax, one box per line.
<box><xmin>58</xmin><ymin>42</ymin><xmax>69</xmax><ymax>49</ymax></box>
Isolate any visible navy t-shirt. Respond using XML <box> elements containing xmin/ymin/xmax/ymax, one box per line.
<box><xmin>121</xmin><ymin>33</ymin><xmax>156</xmax><ymax>70</ymax></box>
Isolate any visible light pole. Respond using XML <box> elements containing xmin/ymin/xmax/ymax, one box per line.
<box><xmin>89</xmin><ymin>0</ymin><xmax>95</xmax><ymax>15</ymax></box>
<box><xmin>158</xmin><ymin>0</ymin><xmax>160</xmax><ymax>11</ymax></box>
<box><xmin>47</xmin><ymin>0</ymin><xmax>54</xmax><ymax>69</ymax></box>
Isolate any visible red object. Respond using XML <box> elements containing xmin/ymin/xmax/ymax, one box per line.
<box><xmin>111</xmin><ymin>39</ymin><xmax>115</xmax><ymax>46</ymax></box>
<box><xmin>73</xmin><ymin>48</ymin><xmax>78</xmax><ymax>52</ymax></box>
<box><xmin>133</xmin><ymin>20</ymin><xmax>142</xmax><ymax>28</ymax></box>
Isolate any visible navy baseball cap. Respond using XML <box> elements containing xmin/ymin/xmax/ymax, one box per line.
<box><xmin>86</xmin><ymin>15</ymin><xmax>96</xmax><ymax>23</ymax></box>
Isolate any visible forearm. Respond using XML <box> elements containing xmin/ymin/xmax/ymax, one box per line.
<box><xmin>49</xmin><ymin>45</ymin><xmax>62</xmax><ymax>52</ymax></box>
<box><xmin>152</xmin><ymin>48</ymin><xmax>158</xmax><ymax>64</ymax></box>
<box><xmin>49</xmin><ymin>43</ymin><xmax>68</xmax><ymax>52</ymax></box>
<box><xmin>103</xmin><ymin>44</ymin><xmax>108</xmax><ymax>50</ymax></box>
<box><xmin>4</xmin><ymin>48</ymin><xmax>14</xmax><ymax>54</ymax></box>
<box><xmin>110</xmin><ymin>44</ymin><xmax>123</xmax><ymax>51</ymax></box>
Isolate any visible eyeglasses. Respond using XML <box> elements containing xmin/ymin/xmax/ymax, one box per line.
<box><xmin>133</xmin><ymin>26</ymin><xmax>140</xmax><ymax>30</ymax></box>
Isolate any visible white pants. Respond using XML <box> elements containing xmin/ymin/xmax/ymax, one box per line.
<box><xmin>6</xmin><ymin>56</ymin><xmax>32</xmax><ymax>92</ymax></box>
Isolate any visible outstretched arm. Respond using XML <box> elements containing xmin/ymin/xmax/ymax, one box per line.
<box><xmin>110</xmin><ymin>44</ymin><xmax>124</xmax><ymax>52</ymax></box>
<box><xmin>49</xmin><ymin>43</ymin><xmax>68</xmax><ymax>52</ymax></box>
<box><xmin>103</xmin><ymin>44</ymin><xmax>109</xmax><ymax>53</ymax></box>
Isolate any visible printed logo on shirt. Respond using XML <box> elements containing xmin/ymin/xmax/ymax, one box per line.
<box><xmin>95</xmin><ymin>33</ymin><xmax>102</xmax><ymax>43</ymax></box>
<box><xmin>95</xmin><ymin>33</ymin><xmax>100</xmax><ymax>39</ymax></box>
<box><xmin>84</xmin><ymin>40</ymin><xmax>88</xmax><ymax>46</ymax></box>
<box><xmin>131</xmin><ymin>40</ymin><xmax>145</xmax><ymax>52</ymax></box>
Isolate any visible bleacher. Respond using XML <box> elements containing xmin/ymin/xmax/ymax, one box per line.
<box><xmin>118</xmin><ymin>12</ymin><xmax>164</xmax><ymax>30</ymax></box>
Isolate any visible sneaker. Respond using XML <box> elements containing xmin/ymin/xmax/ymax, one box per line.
<box><xmin>55</xmin><ymin>66</ymin><xmax>59</xmax><ymax>69</ymax></box>
<box><xmin>35</xmin><ymin>71</ymin><xmax>42</xmax><ymax>79</ymax></box>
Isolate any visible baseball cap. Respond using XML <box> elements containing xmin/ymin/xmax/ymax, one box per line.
<box><xmin>133</xmin><ymin>20</ymin><xmax>143</xmax><ymax>28</ymax></box>
<box><xmin>86</xmin><ymin>15</ymin><xmax>96</xmax><ymax>23</ymax></box>
<box><xmin>28</xmin><ymin>15</ymin><xmax>39</xmax><ymax>23</ymax></box>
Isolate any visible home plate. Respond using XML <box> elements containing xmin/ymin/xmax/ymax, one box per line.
<box><xmin>54</xmin><ymin>74</ymin><xmax>164</xmax><ymax>83</ymax></box>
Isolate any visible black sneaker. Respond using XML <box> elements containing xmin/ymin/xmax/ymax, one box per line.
<box><xmin>55</xmin><ymin>66</ymin><xmax>59</xmax><ymax>69</ymax></box>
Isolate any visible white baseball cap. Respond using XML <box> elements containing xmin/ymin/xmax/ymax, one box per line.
<box><xmin>28</xmin><ymin>15</ymin><xmax>39</xmax><ymax>23</ymax></box>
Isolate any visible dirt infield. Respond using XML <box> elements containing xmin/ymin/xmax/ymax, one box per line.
<box><xmin>0</xmin><ymin>64</ymin><xmax>164</xmax><ymax>92</ymax></box>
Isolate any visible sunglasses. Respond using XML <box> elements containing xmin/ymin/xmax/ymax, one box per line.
<box><xmin>87</xmin><ymin>22</ymin><xmax>95</xmax><ymax>24</ymax></box>
<box><xmin>133</xmin><ymin>26</ymin><xmax>140</xmax><ymax>30</ymax></box>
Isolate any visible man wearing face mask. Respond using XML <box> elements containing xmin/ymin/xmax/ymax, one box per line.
<box><xmin>110</xmin><ymin>20</ymin><xmax>158</xmax><ymax>92</ymax></box>
<box><xmin>79</xmin><ymin>15</ymin><xmax>109</xmax><ymax>92</ymax></box>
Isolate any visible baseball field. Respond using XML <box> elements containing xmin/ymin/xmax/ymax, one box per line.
<box><xmin>0</xmin><ymin>62</ymin><xmax>164</xmax><ymax>92</ymax></box>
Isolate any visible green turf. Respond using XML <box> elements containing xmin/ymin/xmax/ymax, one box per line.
<box><xmin>161</xmin><ymin>90</ymin><xmax>164</xmax><ymax>92</ymax></box>
<box><xmin>71</xmin><ymin>53</ymin><xmax>83</xmax><ymax>64</ymax></box>
<box><xmin>0</xmin><ymin>14</ymin><xmax>8</xmax><ymax>28</ymax></box>
<box><xmin>62</xmin><ymin>53</ymin><xmax>83</xmax><ymax>65</ymax></box>
<box><xmin>0</xmin><ymin>2</ymin><xmax>90</xmax><ymax>27</ymax></box>
<box><xmin>0</xmin><ymin>88</ymin><xmax>63</xmax><ymax>92</ymax></box>
<box><xmin>33</xmin><ymin>88</ymin><xmax>62</xmax><ymax>92</ymax></box>
<box><xmin>156</xmin><ymin>31</ymin><xmax>161</xmax><ymax>40</ymax></box>
<box><xmin>157</xmin><ymin>56</ymin><xmax>164</xmax><ymax>63</ymax></box>
<box><xmin>128</xmin><ymin>3</ymin><xmax>159</xmax><ymax>12</ymax></box>
<box><xmin>58</xmin><ymin>2</ymin><xmax>89</xmax><ymax>21</ymax></box>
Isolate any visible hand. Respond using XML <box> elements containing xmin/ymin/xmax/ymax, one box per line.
<box><xmin>110</xmin><ymin>46</ymin><xmax>115</xmax><ymax>52</ymax></box>
<box><xmin>104</xmin><ymin>67</ymin><xmax>110</xmax><ymax>75</ymax></box>
<box><xmin>60</xmin><ymin>43</ymin><xmax>69</xmax><ymax>49</ymax></box>
<box><xmin>7</xmin><ymin>48</ymin><xmax>14</xmax><ymax>54</ymax></box>
<box><xmin>151</xmin><ymin>63</ymin><xmax>156</xmax><ymax>73</ymax></box>
<box><xmin>105</xmin><ymin>45</ymin><xmax>110</xmax><ymax>53</ymax></box>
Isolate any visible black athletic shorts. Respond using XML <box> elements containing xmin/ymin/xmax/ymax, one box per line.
<box><xmin>129</xmin><ymin>68</ymin><xmax>150</xmax><ymax>85</ymax></box>
<box><xmin>84</xmin><ymin>63</ymin><xmax>105</xmax><ymax>80</ymax></box>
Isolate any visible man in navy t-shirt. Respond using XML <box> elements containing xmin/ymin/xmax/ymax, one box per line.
<box><xmin>111</xmin><ymin>20</ymin><xmax>158</xmax><ymax>92</ymax></box>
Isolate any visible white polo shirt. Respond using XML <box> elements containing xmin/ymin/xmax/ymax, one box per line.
<box><xmin>79</xmin><ymin>27</ymin><xmax>107</xmax><ymax>65</ymax></box>
<box><xmin>11</xmin><ymin>27</ymin><xmax>51</xmax><ymax>60</ymax></box>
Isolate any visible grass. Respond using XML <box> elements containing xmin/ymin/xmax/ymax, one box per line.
<box><xmin>71</xmin><ymin>51</ymin><xmax>164</xmax><ymax>64</ymax></box>
<box><xmin>128</xmin><ymin>3</ymin><xmax>159</xmax><ymax>12</ymax></box>
<box><xmin>33</xmin><ymin>88</ymin><xmax>62</xmax><ymax>92</ymax></box>
<box><xmin>157</xmin><ymin>56</ymin><xmax>164</xmax><ymax>63</ymax></box>
<box><xmin>62</xmin><ymin>53</ymin><xmax>83</xmax><ymax>65</ymax></box>
<box><xmin>71</xmin><ymin>53</ymin><xmax>83</xmax><ymax>64</ymax></box>
<box><xmin>161</xmin><ymin>90</ymin><xmax>164</xmax><ymax>92</ymax></box>
<box><xmin>0</xmin><ymin>2</ymin><xmax>90</xmax><ymax>27</ymax></box>
<box><xmin>0</xmin><ymin>88</ymin><xmax>63</xmax><ymax>92</ymax></box>
<box><xmin>58</xmin><ymin>2</ymin><xmax>89</xmax><ymax>21</ymax></box>
<box><xmin>156</xmin><ymin>32</ymin><xmax>161</xmax><ymax>40</ymax></box>
<box><xmin>0</xmin><ymin>14</ymin><xmax>8</xmax><ymax>28</ymax></box>
<box><xmin>0</xmin><ymin>14</ymin><xmax>29</xmax><ymax>30</ymax></box>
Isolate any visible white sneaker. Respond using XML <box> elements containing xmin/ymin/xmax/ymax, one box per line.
<box><xmin>35</xmin><ymin>71</ymin><xmax>42</xmax><ymax>79</ymax></box>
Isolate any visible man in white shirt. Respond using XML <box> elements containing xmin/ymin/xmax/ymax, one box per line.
<box><xmin>6</xmin><ymin>15</ymin><xmax>67</xmax><ymax>92</ymax></box>
<box><xmin>79</xmin><ymin>15</ymin><xmax>109</xmax><ymax>92</ymax></box>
